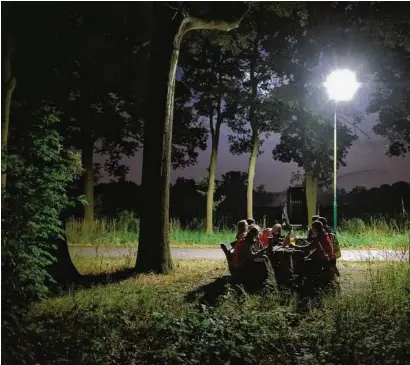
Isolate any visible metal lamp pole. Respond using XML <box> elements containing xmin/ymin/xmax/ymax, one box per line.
<box><xmin>333</xmin><ymin>104</ymin><xmax>337</xmax><ymax>232</ymax></box>
<box><xmin>324</xmin><ymin>69</ymin><xmax>360</xmax><ymax>232</ymax></box>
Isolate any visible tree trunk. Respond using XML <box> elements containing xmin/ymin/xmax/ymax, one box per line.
<box><xmin>246</xmin><ymin>31</ymin><xmax>259</xmax><ymax>220</ymax></box>
<box><xmin>48</xmin><ymin>218</ymin><xmax>81</xmax><ymax>287</ymax></box>
<box><xmin>82</xmin><ymin>141</ymin><xmax>94</xmax><ymax>226</ymax></box>
<box><xmin>2</xmin><ymin>37</ymin><xmax>16</xmax><ymax>189</ymax></box>
<box><xmin>136</xmin><ymin>4</ymin><xmax>181</xmax><ymax>274</ymax></box>
<box><xmin>136</xmin><ymin>3</ymin><xmax>248</xmax><ymax>274</ymax></box>
<box><xmin>247</xmin><ymin>130</ymin><xmax>259</xmax><ymax>219</ymax></box>
<box><xmin>206</xmin><ymin>111</ymin><xmax>221</xmax><ymax>233</ymax></box>
<box><xmin>305</xmin><ymin>170</ymin><xmax>318</xmax><ymax>225</ymax></box>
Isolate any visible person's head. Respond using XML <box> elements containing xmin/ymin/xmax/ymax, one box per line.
<box><xmin>311</xmin><ymin>220</ymin><xmax>324</xmax><ymax>238</ymax></box>
<box><xmin>237</xmin><ymin>220</ymin><xmax>248</xmax><ymax>235</ymax></box>
<box><xmin>246</xmin><ymin>218</ymin><xmax>256</xmax><ymax>225</ymax></box>
<box><xmin>318</xmin><ymin>216</ymin><xmax>328</xmax><ymax>228</ymax></box>
<box><xmin>247</xmin><ymin>225</ymin><xmax>260</xmax><ymax>241</ymax></box>
<box><xmin>272</xmin><ymin>223</ymin><xmax>282</xmax><ymax>236</ymax></box>
<box><xmin>311</xmin><ymin>215</ymin><xmax>320</xmax><ymax>223</ymax></box>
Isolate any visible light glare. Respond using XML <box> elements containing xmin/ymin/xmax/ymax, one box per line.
<box><xmin>324</xmin><ymin>69</ymin><xmax>360</xmax><ymax>102</ymax></box>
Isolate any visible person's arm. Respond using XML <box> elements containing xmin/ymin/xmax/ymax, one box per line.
<box><xmin>243</xmin><ymin>241</ymin><xmax>267</xmax><ymax>260</ymax></box>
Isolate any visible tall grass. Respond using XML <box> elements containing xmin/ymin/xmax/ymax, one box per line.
<box><xmin>12</xmin><ymin>258</ymin><xmax>410</xmax><ymax>365</ymax></box>
<box><xmin>66</xmin><ymin>212</ymin><xmax>409</xmax><ymax>249</ymax></box>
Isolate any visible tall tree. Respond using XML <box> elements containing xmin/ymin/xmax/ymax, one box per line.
<box><xmin>270</xmin><ymin>2</ymin><xmax>370</xmax><ymax>222</ymax></box>
<box><xmin>227</xmin><ymin>3</ymin><xmax>305</xmax><ymax>218</ymax></box>
<box><xmin>1</xmin><ymin>18</ymin><xmax>17</xmax><ymax>189</ymax></box>
<box><xmin>273</xmin><ymin>110</ymin><xmax>357</xmax><ymax>222</ymax></box>
<box><xmin>136</xmin><ymin>2</ymin><xmax>249</xmax><ymax>274</ymax></box>
<box><xmin>357</xmin><ymin>3</ymin><xmax>410</xmax><ymax>157</ymax></box>
<box><xmin>181</xmin><ymin>32</ymin><xmax>242</xmax><ymax>233</ymax></box>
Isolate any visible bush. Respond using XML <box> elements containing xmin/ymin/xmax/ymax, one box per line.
<box><xmin>1</xmin><ymin>106</ymin><xmax>81</xmax><ymax>363</ymax></box>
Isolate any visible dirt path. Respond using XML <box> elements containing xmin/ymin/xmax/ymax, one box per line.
<box><xmin>69</xmin><ymin>246</ymin><xmax>409</xmax><ymax>261</ymax></box>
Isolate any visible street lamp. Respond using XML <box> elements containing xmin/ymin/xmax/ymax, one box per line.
<box><xmin>324</xmin><ymin>69</ymin><xmax>360</xmax><ymax>231</ymax></box>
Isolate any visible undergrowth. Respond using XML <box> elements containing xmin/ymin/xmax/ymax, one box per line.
<box><xmin>9</xmin><ymin>258</ymin><xmax>410</xmax><ymax>365</ymax></box>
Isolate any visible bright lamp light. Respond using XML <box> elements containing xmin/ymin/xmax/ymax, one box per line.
<box><xmin>323</xmin><ymin>69</ymin><xmax>360</xmax><ymax>102</ymax></box>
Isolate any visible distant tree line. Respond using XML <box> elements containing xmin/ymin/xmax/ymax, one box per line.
<box><xmin>66</xmin><ymin>175</ymin><xmax>410</xmax><ymax>228</ymax></box>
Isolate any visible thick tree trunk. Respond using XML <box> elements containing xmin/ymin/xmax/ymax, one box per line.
<box><xmin>136</xmin><ymin>3</ymin><xmax>248</xmax><ymax>273</ymax></box>
<box><xmin>2</xmin><ymin>37</ymin><xmax>16</xmax><ymax>189</ymax></box>
<box><xmin>206</xmin><ymin>113</ymin><xmax>221</xmax><ymax>233</ymax></box>
<box><xmin>82</xmin><ymin>141</ymin><xmax>94</xmax><ymax>226</ymax></box>
<box><xmin>136</xmin><ymin>4</ymin><xmax>181</xmax><ymax>274</ymax></box>
<box><xmin>247</xmin><ymin>130</ymin><xmax>259</xmax><ymax>218</ymax></box>
<box><xmin>305</xmin><ymin>170</ymin><xmax>318</xmax><ymax>225</ymax></box>
<box><xmin>48</xmin><ymin>219</ymin><xmax>81</xmax><ymax>286</ymax></box>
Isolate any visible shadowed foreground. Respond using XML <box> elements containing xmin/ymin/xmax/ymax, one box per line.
<box><xmin>8</xmin><ymin>257</ymin><xmax>409</xmax><ymax>365</ymax></box>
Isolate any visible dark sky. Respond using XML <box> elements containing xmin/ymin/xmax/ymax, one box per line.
<box><xmin>98</xmin><ymin>112</ymin><xmax>410</xmax><ymax>192</ymax></box>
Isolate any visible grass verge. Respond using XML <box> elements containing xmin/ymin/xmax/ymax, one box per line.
<box><xmin>12</xmin><ymin>256</ymin><xmax>410</xmax><ymax>365</ymax></box>
<box><xmin>66</xmin><ymin>216</ymin><xmax>409</xmax><ymax>250</ymax></box>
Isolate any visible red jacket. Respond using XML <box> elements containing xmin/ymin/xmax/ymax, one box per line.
<box><xmin>260</xmin><ymin>230</ymin><xmax>270</xmax><ymax>246</ymax></box>
<box><xmin>232</xmin><ymin>234</ymin><xmax>247</xmax><ymax>268</ymax></box>
<box><xmin>312</xmin><ymin>234</ymin><xmax>335</xmax><ymax>261</ymax></box>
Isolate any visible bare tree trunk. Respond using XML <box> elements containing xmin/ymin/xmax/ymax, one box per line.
<box><xmin>2</xmin><ymin>37</ymin><xmax>16</xmax><ymax>189</ymax></box>
<box><xmin>82</xmin><ymin>141</ymin><xmax>94</xmax><ymax>226</ymax></box>
<box><xmin>206</xmin><ymin>110</ymin><xmax>222</xmax><ymax>233</ymax></box>
<box><xmin>305</xmin><ymin>170</ymin><xmax>318</xmax><ymax>224</ymax></box>
<box><xmin>247</xmin><ymin>130</ymin><xmax>259</xmax><ymax>219</ymax></box>
<box><xmin>136</xmin><ymin>3</ymin><xmax>248</xmax><ymax>274</ymax></box>
<box><xmin>246</xmin><ymin>31</ymin><xmax>259</xmax><ymax>219</ymax></box>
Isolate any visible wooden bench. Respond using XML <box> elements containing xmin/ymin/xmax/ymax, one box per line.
<box><xmin>220</xmin><ymin>242</ymin><xmax>237</xmax><ymax>275</ymax></box>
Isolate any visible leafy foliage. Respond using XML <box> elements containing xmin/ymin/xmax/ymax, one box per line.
<box><xmin>2</xmin><ymin>106</ymin><xmax>81</xmax><ymax>362</ymax></box>
<box><xmin>273</xmin><ymin>112</ymin><xmax>357</xmax><ymax>185</ymax></box>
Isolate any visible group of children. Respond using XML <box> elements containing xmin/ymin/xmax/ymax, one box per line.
<box><xmin>231</xmin><ymin>215</ymin><xmax>341</xmax><ymax>273</ymax></box>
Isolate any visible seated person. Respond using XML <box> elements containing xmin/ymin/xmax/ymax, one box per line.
<box><xmin>317</xmin><ymin>216</ymin><xmax>341</xmax><ymax>266</ymax></box>
<box><xmin>307</xmin><ymin>221</ymin><xmax>335</xmax><ymax>261</ymax></box>
<box><xmin>307</xmin><ymin>215</ymin><xmax>320</xmax><ymax>241</ymax></box>
<box><xmin>246</xmin><ymin>218</ymin><xmax>256</xmax><ymax>226</ymax></box>
<box><xmin>268</xmin><ymin>223</ymin><xmax>284</xmax><ymax>247</ymax></box>
<box><xmin>231</xmin><ymin>225</ymin><xmax>266</xmax><ymax>270</ymax></box>
<box><xmin>304</xmin><ymin>221</ymin><xmax>336</xmax><ymax>282</ymax></box>
<box><xmin>231</xmin><ymin>225</ymin><xmax>274</xmax><ymax>291</ymax></box>
<box><xmin>236</xmin><ymin>219</ymin><xmax>249</xmax><ymax>242</ymax></box>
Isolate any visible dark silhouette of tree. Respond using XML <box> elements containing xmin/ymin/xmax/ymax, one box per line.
<box><xmin>216</xmin><ymin>171</ymin><xmax>248</xmax><ymax>224</ymax></box>
<box><xmin>226</xmin><ymin>3</ymin><xmax>307</xmax><ymax>219</ymax></box>
<box><xmin>1</xmin><ymin>35</ymin><xmax>16</xmax><ymax>189</ymax></box>
<box><xmin>270</xmin><ymin>2</ymin><xmax>368</xmax><ymax>222</ymax></box>
<box><xmin>180</xmin><ymin>31</ymin><xmax>242</xmax><ymax>233</ymax></box>
<box><xmin>136</xmin><ymin>2</ymin><xmax>250</xmax><ymax>274</ymax></box>
<box><xmin>171</xmin><ymin>178</ymin><xmax>206</xmax><ymax>228</ymax></box>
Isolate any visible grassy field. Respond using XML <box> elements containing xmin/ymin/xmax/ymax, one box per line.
<box><xmin>13</xmin><ymin>256</ymin><xmax>410</xmax><ymax>365</ymax></box>
<box><xmin>66</xmin><ymin>216</ymin><xmax>410</xmax><ymax>249</ymax></box>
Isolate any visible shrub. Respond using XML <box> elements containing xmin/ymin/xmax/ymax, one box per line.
<box><xmin>1</xmin><ymin>106</ymin><xmax>81</xmax><ymax>363</ymax></box>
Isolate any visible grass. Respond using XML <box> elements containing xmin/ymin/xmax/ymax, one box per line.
<box><xmin>12</xmin><ymin>256</ymin><xmax>410</xmax><ymax>365</ymax></box>
<box><xmin>66</xmin><ymin>215</ymin><xmax>410</xmax><ymax>250</ymax></box>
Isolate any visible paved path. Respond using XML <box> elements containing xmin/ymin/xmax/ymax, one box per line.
<box><xmin>69</xmin><ymin>246</ymin><xmax>408</xmax><ymax>262</ymax></box>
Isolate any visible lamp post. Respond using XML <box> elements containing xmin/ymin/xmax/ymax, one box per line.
<box><xmin>324</xmin><ymin>69</ymin><xmax>360</xmax><ymax>231</ymax></box>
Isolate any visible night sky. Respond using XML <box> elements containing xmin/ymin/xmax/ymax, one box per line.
<box><xmin>97</xmin><ymin>112</ymin><xmax>410</xmax><ymax>193</ymax></box>
<box><xmin>96</xmin><ymin>64</ymin><xmax>410</xmax><ymax>193</ymax></box>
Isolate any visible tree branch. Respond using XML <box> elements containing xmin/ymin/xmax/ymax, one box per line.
<box><xmin>337</xmin><ymin>115</ymin><xmax>371</xmax><ymax>139</ymax></box>
<box><xmin>174</xmin><ymin>5</ymin><xmax>251</xmax><ymax>49</ymax></box>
